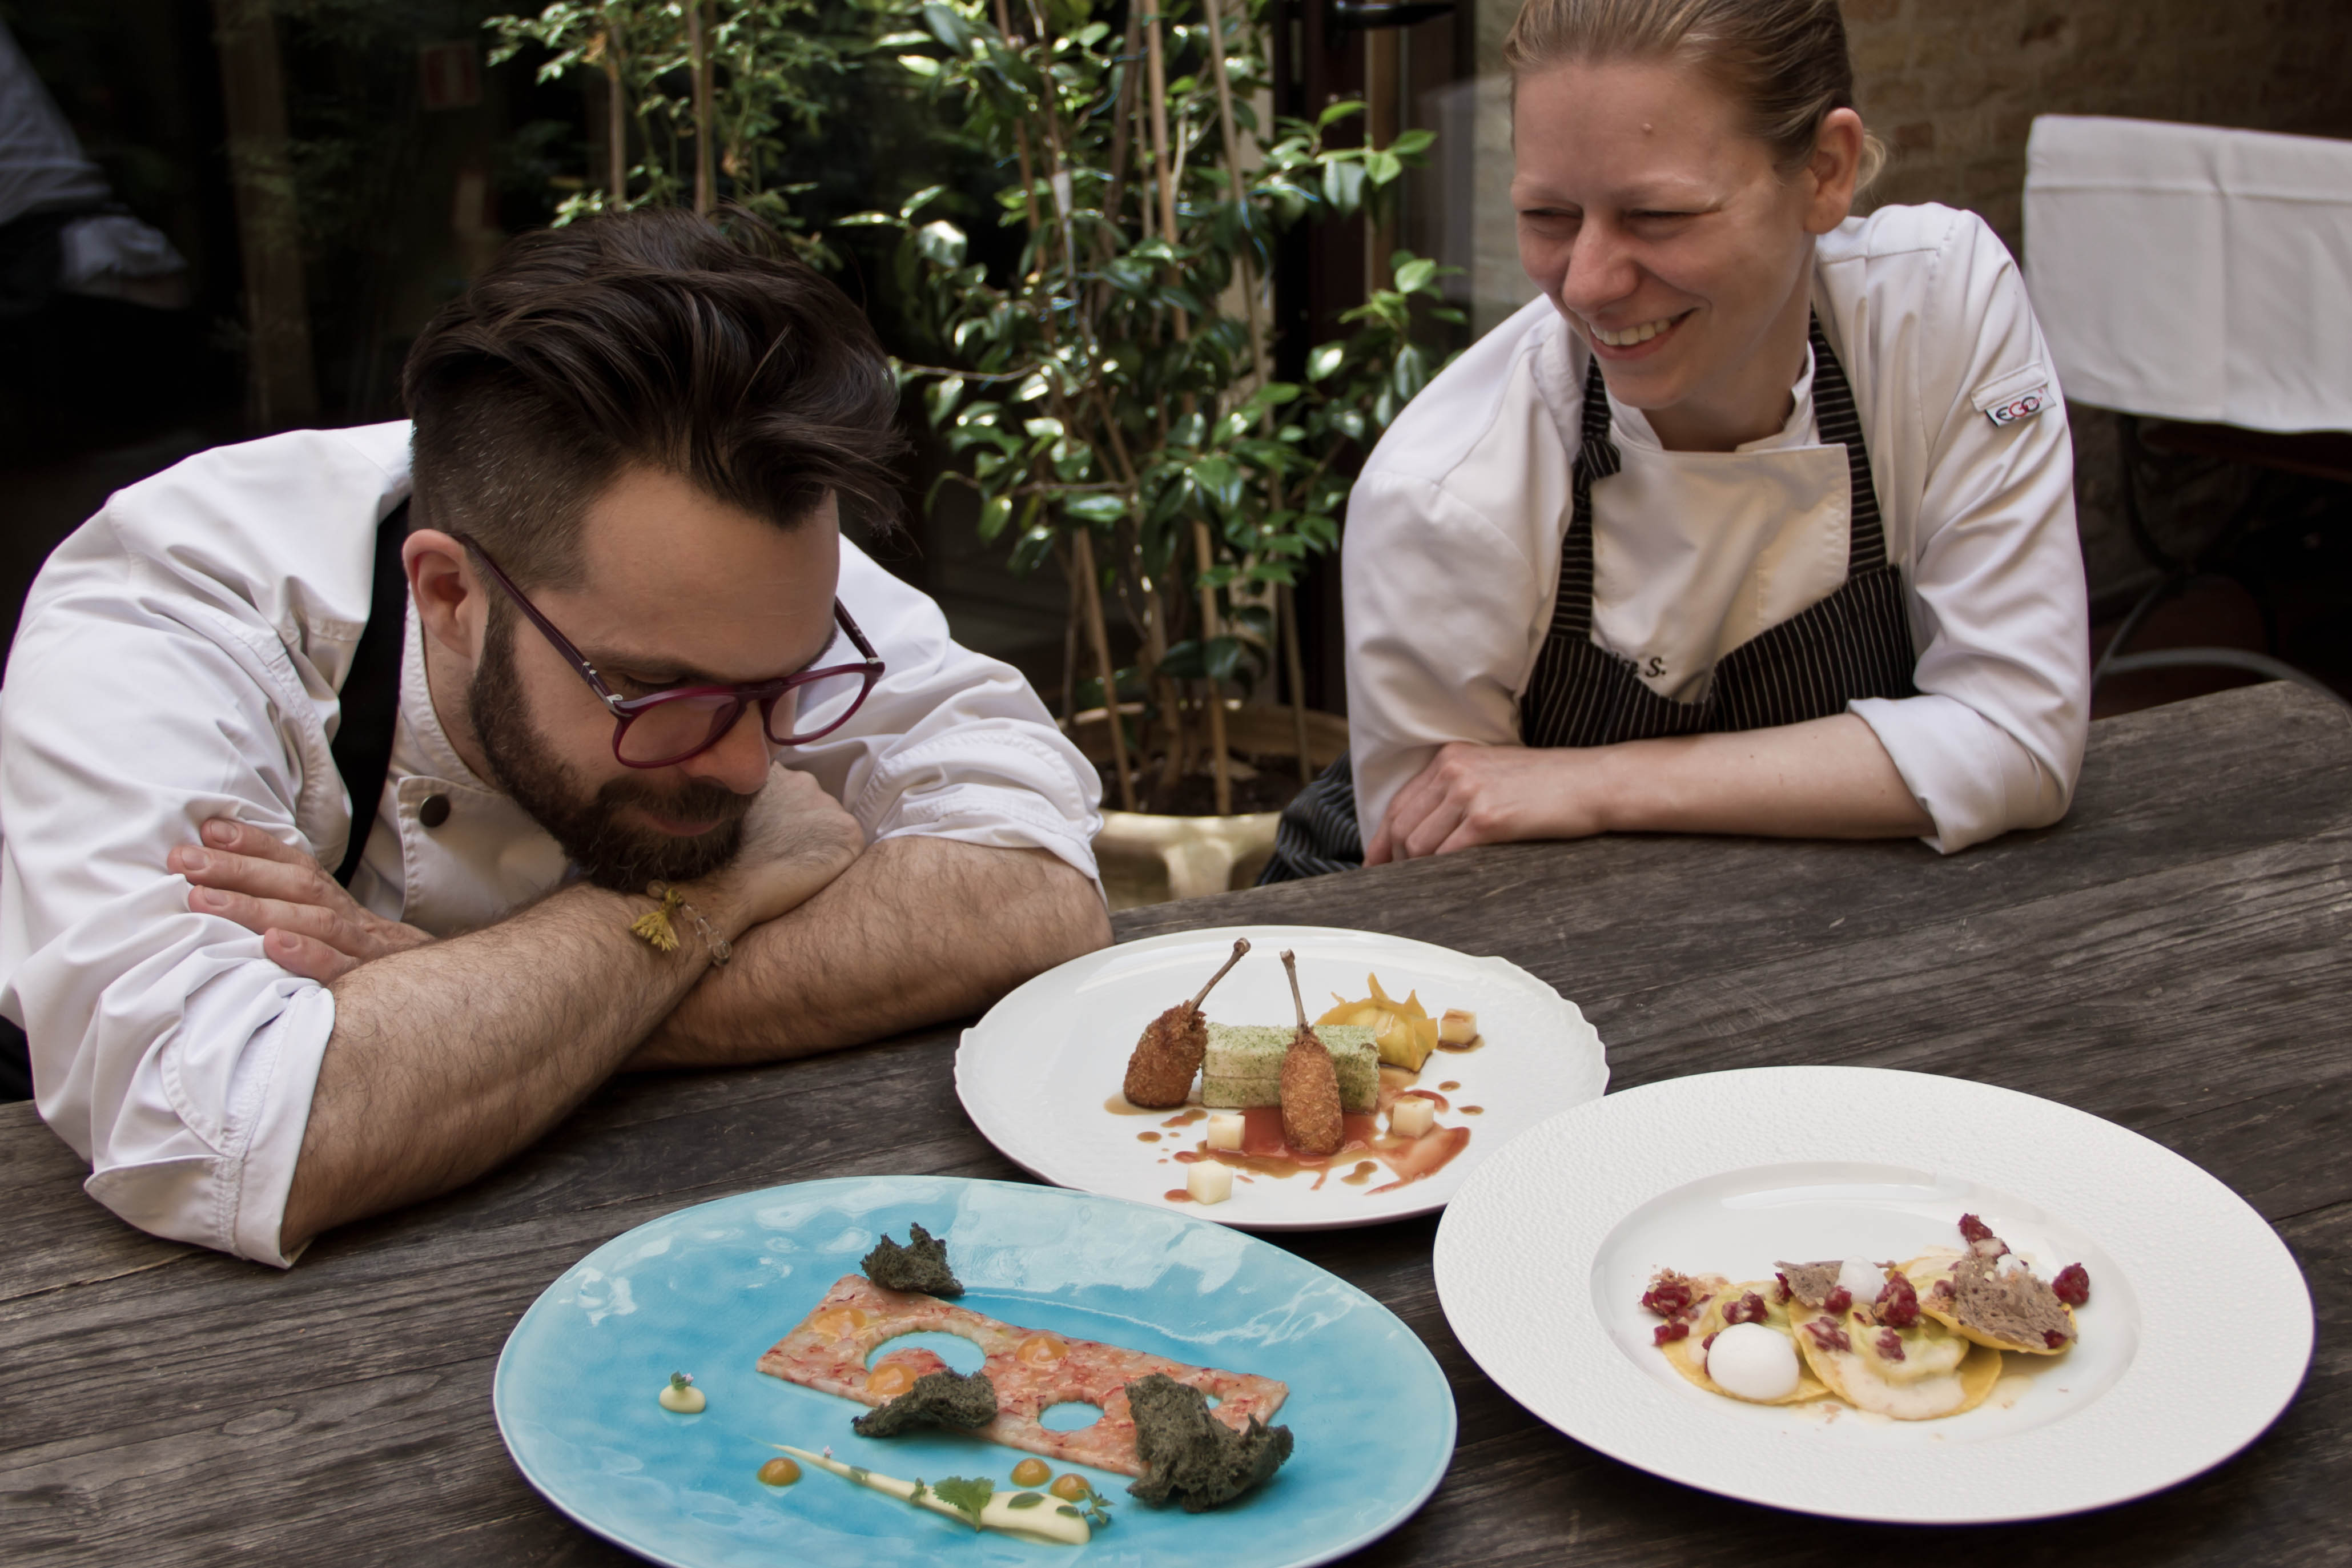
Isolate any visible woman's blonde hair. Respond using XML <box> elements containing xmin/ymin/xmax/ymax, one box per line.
<box><xmin>1503</xmin><ymin>0</ymin><xmax>1886</xmax><ymax>193</ymax></box>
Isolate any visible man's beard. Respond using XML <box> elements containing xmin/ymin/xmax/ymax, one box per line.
<box><xmin>468</xmin><ymin>608</ymin><xmax>755</xmax><ymax>891</ymax></box>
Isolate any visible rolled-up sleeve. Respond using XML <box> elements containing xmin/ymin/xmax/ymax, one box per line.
<box><xmin>793</xmin><ymin>544</ymin><xmax>1104</xmax><ymax>883</ymax></box>
<box><xmin>1850</xmin><ymin>218</ymin><xmax>2090</xmax><ymax>853</ymax></box>
<box><xmin>2</xmin><ymin>552</ymin><xmax>341</xmax><ymax>1267</ymax></box>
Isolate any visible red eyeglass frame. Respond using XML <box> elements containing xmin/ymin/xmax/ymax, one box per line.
<box><xmin>457</xmin><ymin>534</ymin><xmax>886</xmax><ymax>768</ymax></box>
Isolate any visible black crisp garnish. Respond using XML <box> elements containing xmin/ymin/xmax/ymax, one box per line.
<box><xmin>1123</xmin><ymin>1373</ymin><xmax>1293</xmax><ymax>1513</ymax></box>
<box><xmin>861</xmin><ymin>1223</ymin><xmax>963</xmax><ymax>1296</ymax></box>
<box><xmin>850</xmin><ymin>1369</ymin><xmax>999</xmax><ymax>1437</ymax></box>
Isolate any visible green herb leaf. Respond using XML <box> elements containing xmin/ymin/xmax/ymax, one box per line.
<box><xmin>1007</xmin><ymin>1491</ymin><xmax>1046</xmax><ymax>1509</ymax></box>
<box><xmin>931</xmin><ymin>1475</ymin><xmax>994</xmax><ymax>1527</ymax></box>
<box><xmin>1055</xmin><ymin>1505</ymin><xmax>1083</xmax><ymax>1519</ymax></box>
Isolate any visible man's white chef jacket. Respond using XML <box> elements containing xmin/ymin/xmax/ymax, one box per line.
<box><xmin>0</xmin><ymin>421</ymin><xmax>1103</xmax><ymax>1265</ymax></box>
<box><xmin>1344</xmin><ymin>203</ymin><xmax>2090</xmax><ymax>852</ymax></box>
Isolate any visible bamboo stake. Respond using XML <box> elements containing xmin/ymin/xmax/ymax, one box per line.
<box><xmin>688</xmin><ymin>0</ymin><xmax>715</xmax><ymax>215</ymax></box>
<box><xmin>601</xmin><ymin>15</ymin><xmax>626</xmax><ymax>202</ymax></box>
<box><xmin>1193</xmin><ymin>518</ymin><xmax>1232</xmax><ymax>813</ymax></box>
<box><xmin>1280</xmin><ymin>581</ymin><xmax>1312</xmax><ymax>783</ymax></box>
<box><xmin>992</xmin><ymin>0</ymin><xmax>1046</xmax><ymax>261</ymax></box>
<box><xmin>1072</xmin><ymin>528</ymin><xmax>1136</xmax><ymax>810</ymax></box>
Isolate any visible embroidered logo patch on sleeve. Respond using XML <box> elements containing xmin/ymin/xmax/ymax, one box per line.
<box><xmin>1984</xmin><ymin>386</ymin><xmax>2053</xmax><ymax>427</ymax></box>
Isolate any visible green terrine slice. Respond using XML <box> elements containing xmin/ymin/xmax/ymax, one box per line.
<box><xmin>1200</xmin><ymin>1023</ymin><xmax>1378</xmax><ymax>1112</ymax></box>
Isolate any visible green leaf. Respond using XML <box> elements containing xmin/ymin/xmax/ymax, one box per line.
<box><xmin>977</xmin><ymin>492</ymin><xmax>1012</xmax><ymax>542</ymax></box>
<box><xmin>1157</xmin><ymin>638</ymin><xmax>1205</xmax><ymax>679</ymax></box>
<box><xmin>896</xmin><ymin>53</ymin><xmax>942</xmax><ymax>77</ymax></box>
<box><xmin>916</xmin><ymin>219</ymin><xmax>968</xmax><ymax>267</ymax></box>
<box><xmin>1204</xmin><ymin>634</ymin><xmax>1248</xmax><ymax>683</ymax></box>
<box><xmin>1007</xmin><ymin>1491</ymin><xmax>1047</xmax><ymax>1509</ymax></box>
<box><xmin>1064</xmin><ymin>493</ymin><xmax>1126</xmax><ymax>525</ymax></box>
<box><xmin>920</xmin><ymin>2</ymin><xmax>974</xmax><ymax>54</ymax></box>
<box><xmin>1024</xmin><ymin>415</ymin><xmax>1067</xmax><ymax>441</ymax></box>
<box><xmin>899</xmin><ymin>183</ymin><xmax>948</xmax><ymax>221</ymax></box>
<box><xmin>1393</xmin><ymin>256</ymin><xmax>1437</xmax><ymax>294</ymax></box>
<box><xmin>1014</xmin><ymin>371</ymin><xmax>1050</xmax><ymax>403</ymax></box>
<box><xmin>1008</xmin><ymin>524</ymin><xmax>1057</xmax><ymax>577</ymax></box>
<box><xmin>1305</xmin><ymin>342</ymin><xmax>1345</xmax><ymax>383</ymax></box>
<box><xmin>1317</xmin><ymin>99</ymin><xmax>1366</xmax><ymax>130</ymax></box>
<box><xmin>1389</xmin><ymin>127</ymin><xmax>1436</xmax><ymax>159</ymax></box>
<box><xmin>1056</xmin><ymin>1505</ymin><xmax>1083</xmax><ymax>1520</ymax></box>
<box><xmin>1321</xmin><ymin>159</ymin><xmax>1367</xmax><ymax>216</ymax></box>
<box><xmin>1190</xmin><ymin>455</ymin><xmax>1244</xmax><ymax>510</ymax></box>
<box><xmin>833</xmin><ymin>210</ymin><xmax>899</xmax><ymax>228</ymax></box>
<box><xmin>930</xmin><ymin>1474</ymin><xmax>994</xmax><ymax>1528</ymax></box>
<box><xmin>925</xmin><ymin>376</ymin><xmax>965</xmax><ymax>429</ymax></box>
<box><xmin>1365</xmin><ymin>148</ymin><xmax>1403</xmax><ymax>186</ymax></box>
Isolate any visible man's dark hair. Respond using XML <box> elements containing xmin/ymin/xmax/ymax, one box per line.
<box><xmin>402</xmin><ymin>207</ymin><xmax>906</xmax><ymax>588</ymax></box>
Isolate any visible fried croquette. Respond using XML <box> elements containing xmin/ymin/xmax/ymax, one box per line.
<box><xmin>1276</xmin><ymin>948</ymin><xmax>1345</xmax><ymax>1156</ymax></box>
<box><xmin>1121</xmin><ymin>937</ymin><xmax>1249</xmax><ymax>1108</ymax></box>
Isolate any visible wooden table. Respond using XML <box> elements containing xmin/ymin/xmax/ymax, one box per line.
<box><xmin>4</xmin><ymin>682</ymin><xmax>2346</xmax><ymax>1566</ymax></box>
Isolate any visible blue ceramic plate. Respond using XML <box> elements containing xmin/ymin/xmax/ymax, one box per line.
<box><xmin>495</xmin><ymin>1176</ymin><xmax>1456</xmax><ymax>1567</ymax></box>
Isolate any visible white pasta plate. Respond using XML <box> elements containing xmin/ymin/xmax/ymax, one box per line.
<box><xmin>1432</xmin><ymin>1065</ymin><xmax>2315</xmax><ymax>1522</ymax></box>
<box><xmin>957</xmin><ymin>924</ymin><xmax>1609</xmax><ymax>1229</ymax></box>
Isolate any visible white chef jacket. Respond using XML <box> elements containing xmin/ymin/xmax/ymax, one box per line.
<box><xmin>0</xmin><ymin>421</ymin><xmax>1104</xmax><ymax>1265</ymax></box>
<box><xmin>1344</xmin><ymin>203</ymin><xmax>2089</xmax><ymax>852</ymax></box>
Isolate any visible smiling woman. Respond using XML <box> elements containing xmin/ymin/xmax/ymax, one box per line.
<box><xmin>1260</xmin><ymin>0</ymin><xmax>2088</xmax><ymax>882</ymax></box>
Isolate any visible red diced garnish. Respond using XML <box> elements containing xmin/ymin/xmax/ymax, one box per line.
<box><xmin>1875</xmin><ymin>1329</ymin><xmax>1904</xmax><ymax>1361</ymax></box>
<box><xmin>1723</xmin><ymin>1291</ymin><xmax>1770</xmax><ymax>1326</ymax></box>
<box><xmin>1641</xmin><ymin>1277</ymin><xmax>1696</xmax><ymax>1320</ymax></box>
<box><xmin>2052</xmin><ymin>1263</ymin><xmax>2090</xmax><ymax>1306</ymax></box>
<box><xmin>1804</xmin><ymin>1318</ymin><xmax>1850</xmax><ymax>1353</ymax></box>
<box><xmin>1877</xmin><ymin>1271</ymin><xmax>1921</xmax><ymax>1329</ymax></box>
<box><xmin>2044</xmin><ymin>1328</ymin><xmax>2069</xmax><ymax>1349</ymax></box>
<box><xmin>1823</xmin><ymin>1286</ymin><xmax>1852</xmax><ymax>1314</ymax></box>
<box><xmin>1653</xmin><ymin>1321</ymin><xmax>1690</xmax><ymax>1345</ymax></box>
<box><xmin>1958</xmin><ymin>1212</ymin><xmax>2008</xmax><ymax>1257</ymax></box>
<box><xmin>1773</xmin><ymin>1272</ymin><xmax>1792</xmax><ymax>1304</ymax></box>
<box><xmin>1702</xmin><ymin>1331</ymin><xmax>1719</xmax><ymax>1350</ymax></box>
<box><xmin>1931</xmin><ymin>1277</ymin><xmax>1955</xmax><ymax>1300</ymax></box>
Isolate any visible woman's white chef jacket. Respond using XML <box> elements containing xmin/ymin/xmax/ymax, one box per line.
<box><xmin>0</xmin><ymin>421</ymin><xmax>1104</xmax><ymax>1265</ymax></box>
<box><xmin>1343</xmin><ymin>203</ymin><xmax>2090</xmax><ymax>851</ymax></box>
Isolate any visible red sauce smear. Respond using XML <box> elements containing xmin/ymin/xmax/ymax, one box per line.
<box><xmin>1183</xmin><ymin>1105</ymin><xmax>1472</xmax><ymax>1194</ymax></box>
<box><xmin>1164</xmin><ymin>1189</ymin><xmax>1192</xmax><ymax>1203</ymax></box>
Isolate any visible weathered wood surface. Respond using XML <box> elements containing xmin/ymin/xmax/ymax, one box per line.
<box><xmin>2</xmin><ymin>682</ymin><xmax>2346</xmax><ymax>1567</ymax></box>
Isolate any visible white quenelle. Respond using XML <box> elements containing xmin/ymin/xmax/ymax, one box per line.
<box><xmin>1836</xmin><ymin>1257</ymin><xmax>1884</xmax><ymax>1302</ymax></box>
<box><xmin>1703</xmin><ymin>1322</ymin><xmax>1802</xmax><ymax>1402</ymax></box>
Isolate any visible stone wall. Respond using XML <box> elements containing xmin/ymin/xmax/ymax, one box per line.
<box><xmin>1454</xmin><ymin>0</ymin><xmax>2352</xmax><ymax>602</ymax></box>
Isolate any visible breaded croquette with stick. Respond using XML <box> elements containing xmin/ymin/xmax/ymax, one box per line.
<box><xmin>1122</xmin><ymin>938</ymin><xmax>1251</xmax><ymax>1108</ymax></box>
<box><xmin>1277</xmin><ymin>948</ymin><xmax>1344</xmax><ymax>1156</ymax></box>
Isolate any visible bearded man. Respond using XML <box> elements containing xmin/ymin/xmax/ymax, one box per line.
<box><xmin>0</xmin><ymin>209</ymin><xmax>1109</xmax><ymax>1264</ymax></box>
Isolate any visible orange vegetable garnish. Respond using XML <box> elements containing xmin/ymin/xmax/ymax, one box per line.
<box><xmin>865</xmin><ymin>1361</ymin><xmax>917</xmax><ymax>1398</ymax></box>
<box><xmin>1015</xmin><ymin>1333</ymin><xmax>1069</xmax><ymax>1365</ymax></box>
<box><xmin>807</xmin><ymin>1306</ymin><xmax>872</xmax><ymax>1338</ymax></box>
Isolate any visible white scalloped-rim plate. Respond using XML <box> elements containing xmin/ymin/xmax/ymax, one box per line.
<box><xmin>957</xmin><ymin>924</ymin><xmax>1607</xmax><ymax>1229</ymax></box>
<box><xmin>1432</xmin><ymin>1066</ymin><xmax>2314</xmax><ymax>1522</ymax></box>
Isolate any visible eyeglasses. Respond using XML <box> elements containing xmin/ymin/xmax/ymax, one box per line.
<box><xmin>457</xmin><ymin>534</ymin><xmax>886</xmax><ymax>769</ymax></box>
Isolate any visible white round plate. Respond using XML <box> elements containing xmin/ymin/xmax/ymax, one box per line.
<box><xmin>1433</xmin><ymin>1066</ymin><xmax>2314</xmax><ymax>1523</ymax></box>
<box><xmin>957</xmin><ymin>924</ymin><xmax>1608</xmax><ymax>1229</ymax></box>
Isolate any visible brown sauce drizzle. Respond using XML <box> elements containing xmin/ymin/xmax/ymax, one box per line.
<box><xmin>1461</xmin><ymin>1106</ymin><xmax>1484</xmax><ymax>1115</ymax></box>
<box><xmin>1435</xmin><ymin>1033</ymin><xmax>1485</xmax><ymax>1054</ymax></box>
<box><xmin>1160</xmin><ymin>1109</ymin><xmax>1207</xmax><ymax>1128</ymax></box>
<box><xmin>1104</xmin><ymin>1095</ymin><xmax>1156</xmax><ymax>1116</ymax></box>
<box><xmin>1137</xmin><ymin>1131</ymin><xmax>1161</xmax><ymax>1142</ymax></box>
<box><xmin>1164</xmin><ymin>1189</ymin><xmax>1193</xmax><ymax>1203</ymax></box>
<box><xmin>1439</xmin><ymin>1080</ymin><xmax>1461</xmax><ymax>1092</ymax></box>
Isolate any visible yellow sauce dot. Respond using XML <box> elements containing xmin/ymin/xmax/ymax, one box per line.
<box><xmin>1049</xmin><ymin>1473</ymin><xmax>1092</xmax><ymax>1502</ymax></box>
<box><xmin>1010</xmin><ymin>1457</ymin><xmax>1051</xmax><ymax>1488</ymax></box>
<box><xmin>1015</xmin><ymin>1333</ymin><xmax>1068</xmax><ymax>1365</ymax></box>
<box><xmin>807</xmin><ymin>1306</ymin><xmax>871</xmax><ymax>1338</ymax></box>
<box><xmin>757</xmin><ymin>1457</ymin><xmax>801</xmax><ymax>1486</ymax></box>
<box><xmin>865</xmin><ymin>1361</ymin><xmax>916</xmax><ymax>1398</ymax></box>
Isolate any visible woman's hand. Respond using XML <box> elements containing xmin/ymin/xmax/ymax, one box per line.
<box><xmin>1365</xmin><ymin>742</ymin><xmax>1612</xmax><ymax>864</ymax></box>
<box><xmin>169</xmin><ymin>819</ymin><xmax>436</xmax><ymax>983</ymax></box>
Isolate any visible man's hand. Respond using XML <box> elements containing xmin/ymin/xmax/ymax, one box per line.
<box><xmin>704</xmin><ymin>763</ymin><xmax>867</xmax><ymax>932</ymax></box>
<box><xmin>170</xmin><ymin>819</ymin><xmax>434</xmax><ymax>982</ymax></box>
<box><xmin>1365</xmin><ymin>742</ymin><xmax>1609</xmax><ymax>864</ymax></box>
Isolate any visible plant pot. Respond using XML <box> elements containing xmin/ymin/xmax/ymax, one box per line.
<box><xmin>1080</xmin><ymin>702</ymin><xmax>1348</xmax><ymax>910</ymax></box>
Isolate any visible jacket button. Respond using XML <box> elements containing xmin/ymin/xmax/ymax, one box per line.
<box><xmin>419</xmin><ymin>794</ymin><xmax>451</xmax><ymax>829</ymax></box>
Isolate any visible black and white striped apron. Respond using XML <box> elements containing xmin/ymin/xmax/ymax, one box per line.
<box><xmin>1261</xmin><ymin>315</ymin><xmax>1916</xmax><ymax>882</ymax></box>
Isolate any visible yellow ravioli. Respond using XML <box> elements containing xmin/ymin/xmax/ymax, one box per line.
<box><xmin>1657</xmin><ymin>1279</ymin><xmax>1831</xmax><ymax>1406</ymax></box>
<box><xmin>1902</xmin><ymin>1252</ymin><xmax>2079</xmax><ymax>1357</ymax></box>
<box><xmin>1791</xmin><ymin>1302</ymin><xmax>2003</xmax><ymax>1420</ymax></box>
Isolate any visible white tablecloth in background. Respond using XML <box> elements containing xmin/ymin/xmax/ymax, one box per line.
<box><xmin>2024</xmin><ymin>115</ymin><xmax>2352</xmax><ymax>433</ymax></box>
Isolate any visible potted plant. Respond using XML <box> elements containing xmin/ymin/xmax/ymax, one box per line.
<box><xmin>850</xmin><ymin>0</ymin><xmax>1457</xmax><ymax>900</ymax></box>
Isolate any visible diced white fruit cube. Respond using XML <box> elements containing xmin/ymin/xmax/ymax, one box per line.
<box><xmin>1390</xmin><ymin>1096</ymin><xmax>1437</xmax><ymax>1137</ymax></box>
<box><xmin>1205</xmin><ymin>1112</ymin><xmax>1245</xmax><ymax>1151</ymax></box>
<box><xmin>1438</xmin><ymin>1008</ymin><xmax>1478</xmax><ymax>1046</ymax></box>
<box><xmin>1187</xmin><ymin>1160</ymin><xmax>1233</xmax><ymax>1204</ymax></box>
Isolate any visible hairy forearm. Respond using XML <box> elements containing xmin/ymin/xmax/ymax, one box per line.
<box><xmin>632</xmin><ymin>838</ymin><xmax>1111</xmax><ymax>1068</ymax></box>
<box><xmin>1597</xmin><ymin>713</ymin><xmax>1932</xmax><ymax>838</ymax></box>
<box><xmin>282</xmin><ymin>882</ymin><xmax>728</xmax><ymax>1251</ymax></box>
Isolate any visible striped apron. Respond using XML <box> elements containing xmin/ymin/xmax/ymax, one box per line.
<box><xmin>1260</xmin><ymin>315</ymin><xmax>1916</xmax><ymax>882</ymax></box>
